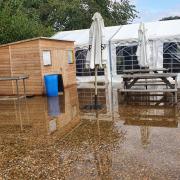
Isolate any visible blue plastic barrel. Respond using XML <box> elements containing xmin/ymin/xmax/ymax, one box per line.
<box><xmin>44</xmin><ymin>74</ymin><xmax>58</xmax><ymax>96</ymax></box>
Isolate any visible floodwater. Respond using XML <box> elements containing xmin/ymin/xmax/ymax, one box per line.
<box><xmin>0</xmin><ymin>84</ymin><xmax>179</xmax><ymax>179</ymax></box>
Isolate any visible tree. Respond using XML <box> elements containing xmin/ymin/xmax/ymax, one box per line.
<box><xmin>0</xmin><ymin>0</ymin><xmax>137</xmax><ymax>44</ymax></box>
<box><xmin>160</xmin><ymin>16</ymin><xmax>180</xmax><ymax>21</ymax></box>
<box><xmin>45</xmin><ymin>0</ymin><xmax>138</xmax><ymax>31</ymax></box>
<box><xmin>0</xmin><ymin>0</ymin><xmax>53</xmax><ymax>44</ymax></box>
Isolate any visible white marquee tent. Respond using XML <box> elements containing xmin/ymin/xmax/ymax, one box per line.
<box><xmin>51</xmin><ymin>19</ymin><xmax>180</xmax><ymax>85</ymax></box>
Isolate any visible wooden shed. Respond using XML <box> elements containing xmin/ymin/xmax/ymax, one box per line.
<box><xmin>0</xmin><ymin>37</ymin><xmax>76</xmax><ymax>95</ymax></box>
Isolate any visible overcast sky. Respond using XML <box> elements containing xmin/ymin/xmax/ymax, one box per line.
<box><xmin>129</xmin><ymin>0</ymin><xmax>180</xmax><ymax>23</ymax></box>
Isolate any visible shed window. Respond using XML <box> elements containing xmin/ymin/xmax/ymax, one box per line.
<box><xmin>163</xmin><ymin>42</ymin><xmax>180</xmax><ymax>73</ymax></box>
<box><xmin>116</xmin><ymin>45</ymin><xmax>139</xmax><ymax>74</ymax></box>
<box><xmin>68</xmin><ymin>50</ymin><xmax>74</xmax><ymax>64</ymax></box>
<box><xmin>43</xmin><ymin>51</ymin><xmax>52</xmax><ymax>66</ymax></box>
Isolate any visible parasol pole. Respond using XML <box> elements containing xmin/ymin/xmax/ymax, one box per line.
<box><xmin>95</xmin><ymin>65</ymin><xmax>98</xmax><ymax>109</ymax></box>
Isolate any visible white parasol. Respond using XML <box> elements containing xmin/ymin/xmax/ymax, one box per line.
<box><xmin>136</xmin><ymin>22</ymin><xmax>151</xmax><ymax>68</ymax></box>
<box><xmin>86</xmin><ymin>12</ymin><xmax>106</xmax><ymax>108</ymax></box>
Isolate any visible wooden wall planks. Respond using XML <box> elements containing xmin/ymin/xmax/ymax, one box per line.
<box><xmin>0</xmin><ymin>47</ymin><xmax>13</xmax><ymax>95</ymax></box>
<box><xmin>10</xmin><ymin>40</ymin><xmax>43</xmax><ymax>95</ymax></box>
<box><xmin>39</xmin><ymin>39</ymin><xmax>76</xmax><ymax>91</ymax></box>
<box><xmin>0</xmin><ymin>38</ymin><xmax>76</xmax><ymax>95</ymax></box>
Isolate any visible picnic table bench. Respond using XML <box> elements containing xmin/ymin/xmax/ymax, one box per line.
<box><xmin>123</xmin><ymin>68</ymin><xmax>169</xmax><ymax>74</ymax></box>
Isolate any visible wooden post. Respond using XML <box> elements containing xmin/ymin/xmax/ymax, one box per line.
<box><xmin>23</xmin><ymin>78</ymin><xmax>30</xmax><ymax>124</ymax></box>
<box><xmin>16</xmin><ymin>79</ymin><xmax>23</xmax><ymax>130</ymax></box>
<box><xmin>175</xmin><ymin>76</ymin><xmax>178</xmax><ymax>104</ymax></box>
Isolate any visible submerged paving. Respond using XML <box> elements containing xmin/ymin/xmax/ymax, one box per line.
<box><xmin>0</xmin><ymin>85</ymin><xmax>179</xmax><ymax>179</ymax></box>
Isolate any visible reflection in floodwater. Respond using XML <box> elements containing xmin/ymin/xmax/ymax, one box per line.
<box><xmin>0</xmin><ymin>85</ymin><xmax>80</xmax><ymax>135</ymax></box>
<box><xmin>0</xmin><ymin>84</ymin><xmax>179</xmax><ymax>179</ymax></box>
<box><xmin>119</xmin><ymin>91</ymin><xmax>176</xmax><ymax>106</ymax></box>
<box><xmin>140</xmin><ymin>126</ymin><xmax>150</xmax><ymax>147</ymax></box>
<box><xmin>47</xmin><ymin>96</ymin><xmax>61</xmax><ymax>117</ymax></box>
<box><xmin>58</xmin><ymin>119</ymin><xmax>125</xmax><ymax>179</ymax></box>
<box><xmin>118</xmin><ymin>90</ymin><xmax>179</xmax><ymax>149</ymax></box>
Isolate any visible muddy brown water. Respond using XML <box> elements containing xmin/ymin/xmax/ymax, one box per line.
<box><xmin>0</xmin><ymin>85</ymin><xmax>179</xmax><ymax>179</ymax></box>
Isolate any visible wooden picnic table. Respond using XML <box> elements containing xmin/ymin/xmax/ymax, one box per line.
<box><xmin>0</xmin><ymin>75</ymin><xmax>29</xmax><ymax>100</ymax></box>
<box><xmin>0</xmin><ymin>75</ymin><xmax>28</xmax><ymax>81</ymax></box>
<box><xmin>121</xmin><ymin>73</ymin><xmax>178</xmax><ymax>103</ymax></box>
<box><xmin>0</xmin><ymin>75</ymin><xmax>29</xmax><ymax>130</ymax></box>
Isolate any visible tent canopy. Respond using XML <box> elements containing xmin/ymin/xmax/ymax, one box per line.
<box><xmin>51</xmin><ymin>19</ymin><xmax>180</xmax><ymax>46</ymax></box>
<box><xmin>51</xmin><ymin>26</ymin><xmax>120</xmax><ymax>46</ymax></box>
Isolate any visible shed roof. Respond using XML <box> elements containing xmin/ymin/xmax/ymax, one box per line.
<box><xmin>0</xmin><ymin>37</ymin><xmax>74</xmax><ymax>48</ymax></box>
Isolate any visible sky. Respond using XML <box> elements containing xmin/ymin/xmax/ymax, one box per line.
<box><xmin>129</xmin><ymin>0</ymin><xmax>180</xmax><ymax>23</ymax></box>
